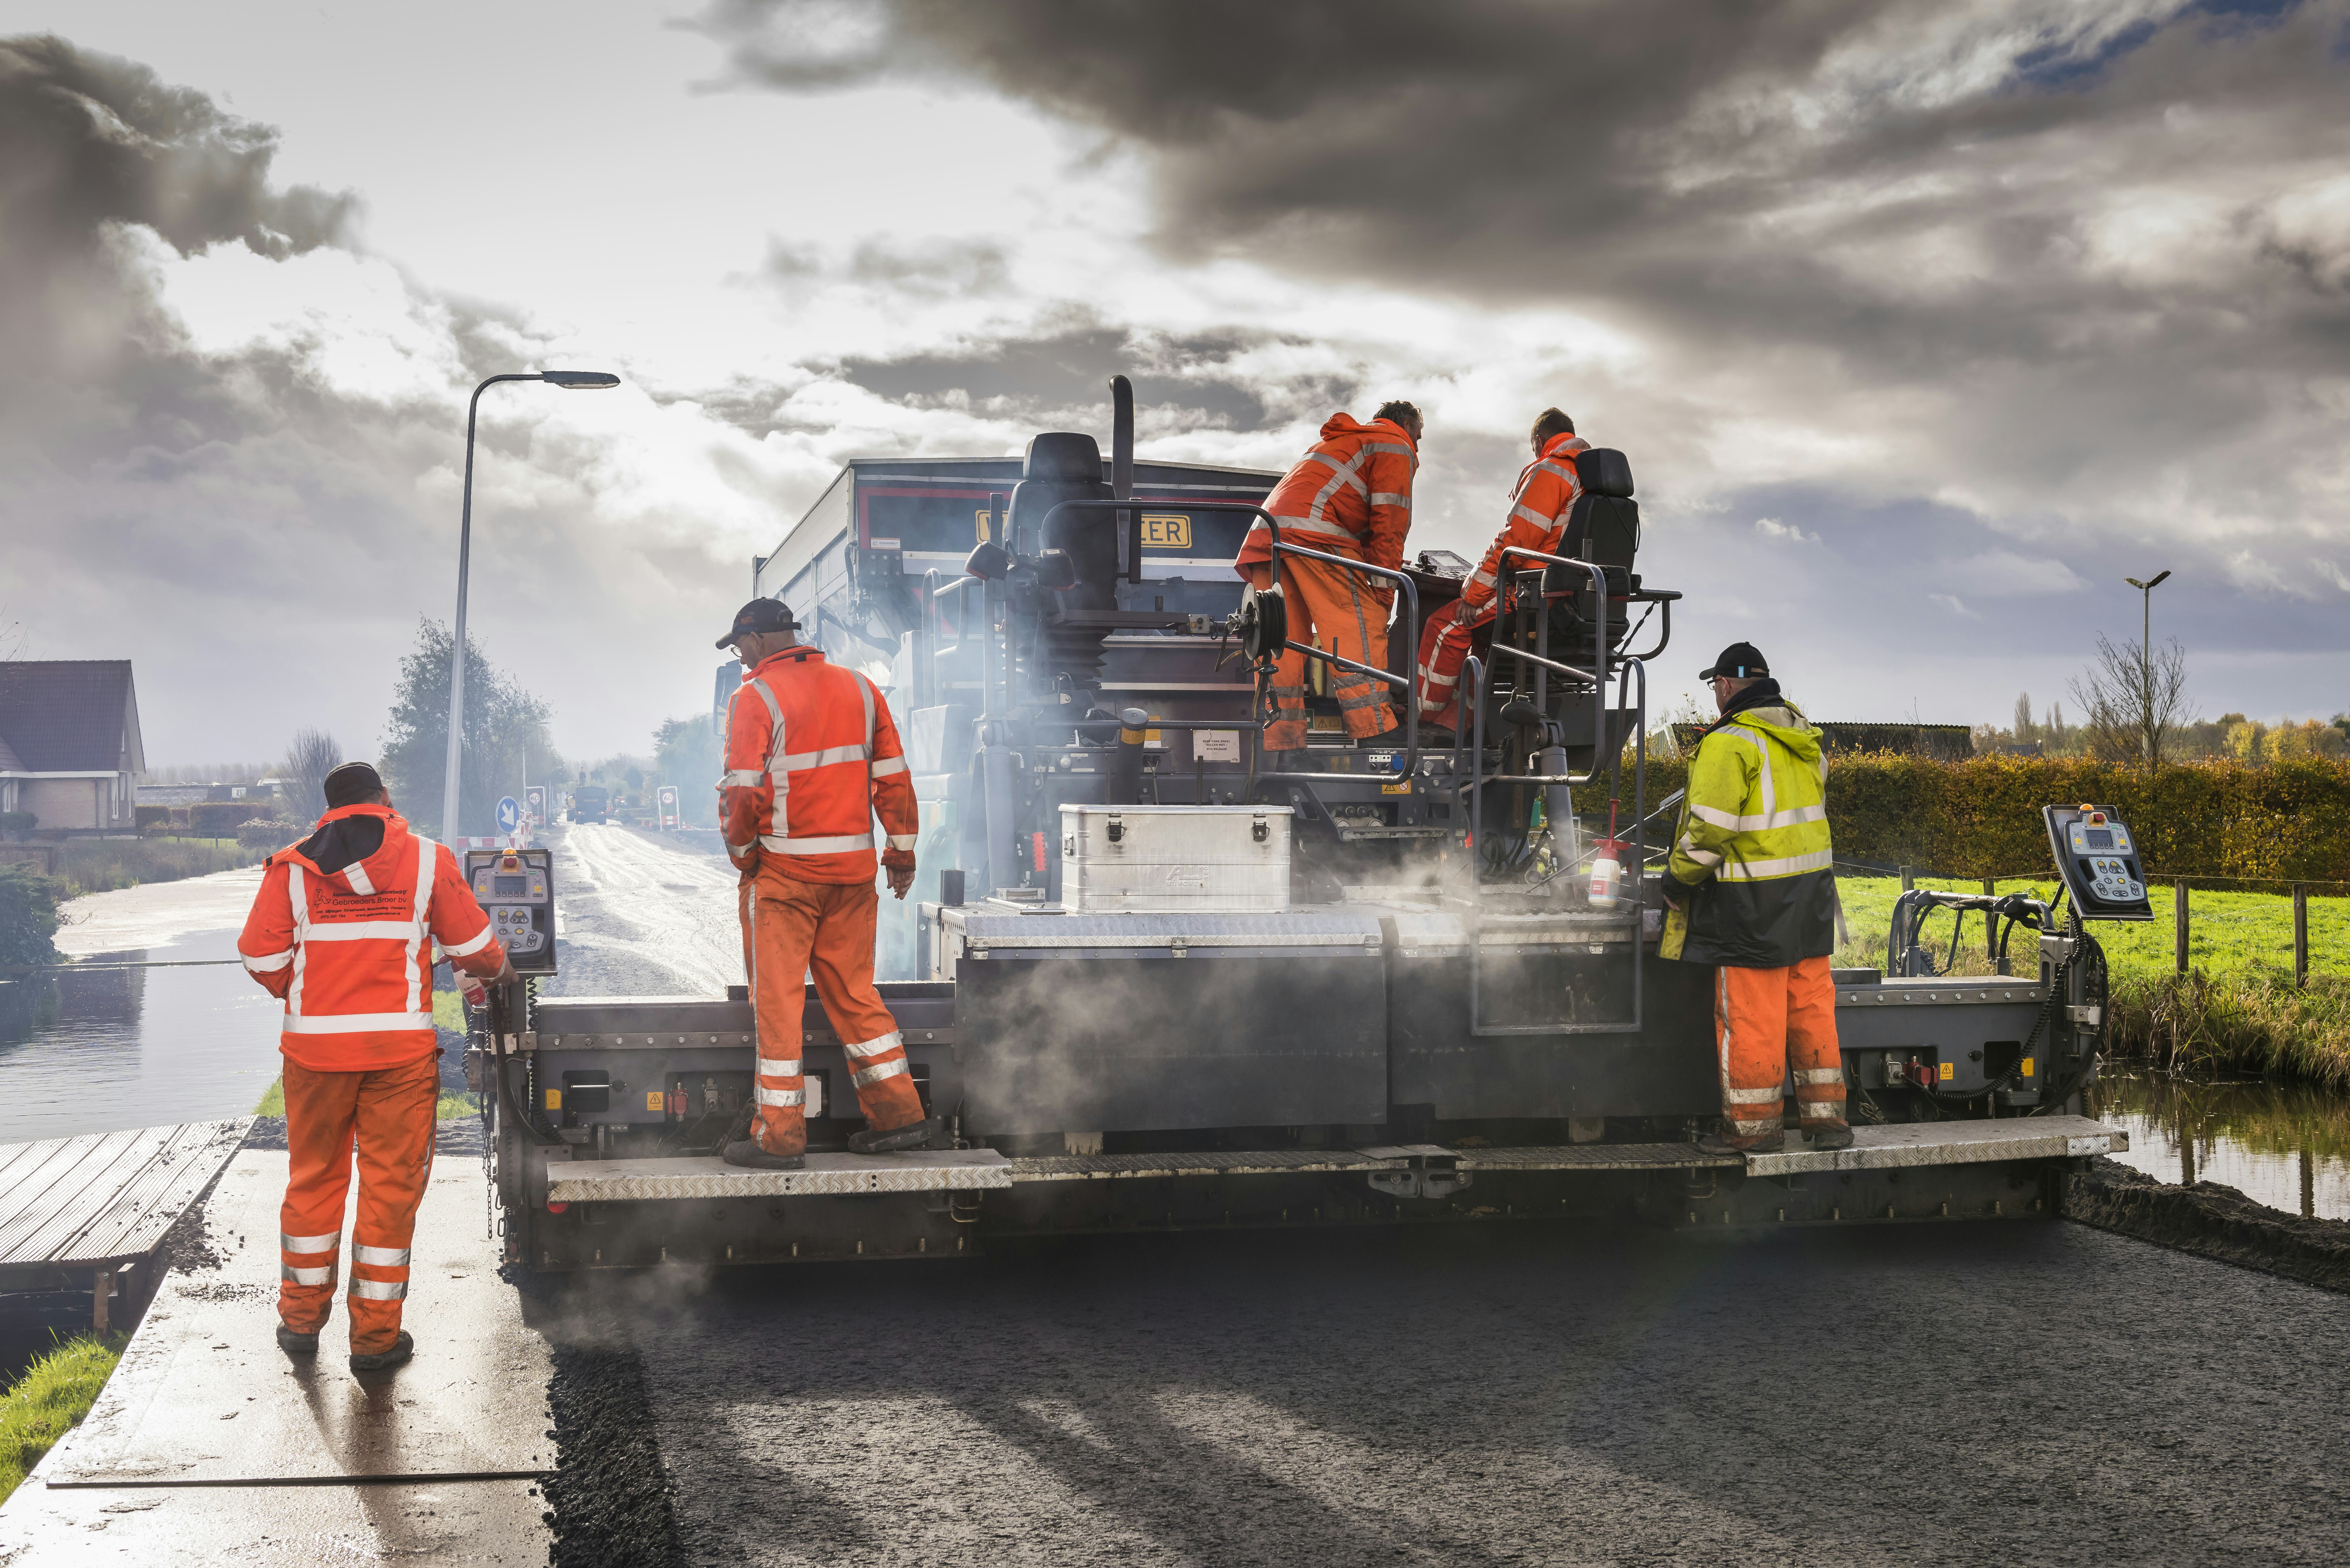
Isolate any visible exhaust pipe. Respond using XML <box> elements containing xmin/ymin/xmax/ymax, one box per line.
<box><xmin>1112</xmin><ymin>375</ymin><xmax>1136</xmax><ymax>582</ymax></box>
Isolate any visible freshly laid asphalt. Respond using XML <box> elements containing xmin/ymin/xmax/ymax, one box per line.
<box><xmin>535</xmin><ymin>823</ymin><xmax>2350</xmax><ymax>1568</ymax></box>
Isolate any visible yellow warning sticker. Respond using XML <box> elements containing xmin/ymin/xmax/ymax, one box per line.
<box><xmin>544</xmin><ymin>1089</ymin><xmax>562</xmax><ymax>1110</ymax></box>
<box><xmin>1139</xmin><ymin>514</ymin><xmax>1192</xmax><ymax>548</ymax></box>
<box><xmin>646</xmin><ymin>1091</ymin><xmax>665</xmax><ymax>1112</ymax></box>
<box><xmin>1382</xmin><ymin>782</ymin><xmax>1412</xmax><ymax>795</ymax></box>
<box><xmin>2021</xmin><ymin>1056</ymin><xmax>2035</xmax><ymax>1077</ymax></box>
<box><xmin>1937</xmin><ymin>1062</ymin><xmax>1954</xmax><ymax>1082</ymax></box>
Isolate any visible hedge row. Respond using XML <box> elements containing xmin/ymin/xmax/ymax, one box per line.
<box><xmin>1626</xmin><ymin>752</ymin><xmax>2350</xmax><ymax>883</ymax></box>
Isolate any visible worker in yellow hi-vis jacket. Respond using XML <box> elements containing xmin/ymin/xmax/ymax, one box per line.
<box><xmin>1662</xmin><ymin>642</ymin><xmax>1850</xmax><ymax>1156</ymax></box>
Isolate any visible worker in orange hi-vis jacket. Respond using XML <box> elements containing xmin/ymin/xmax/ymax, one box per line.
<box><xmin>715</xmin><ymin>597</ymin><xmax>934</xmax><ymax>1170</ymax></box>
<box><xmin>1233</xmin><ymin>401</ymin><xmax>1422</xmax><ymax>749</ymax></box>
<box><xmin>237</xmin><ymin>761</ymin><xmax>513</xmax><ymax>1373</ymax></box>
<box><xmin>1416</xmin><ymin>407</ymin><xmax>1591</xmax><ymax>734</ymax></box>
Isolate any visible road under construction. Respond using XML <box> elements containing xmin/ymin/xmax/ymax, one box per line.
<box><xmin>6</xmin><ymin>823</ymin><xmax>2346</xmax><ymax>1565</ymax></box>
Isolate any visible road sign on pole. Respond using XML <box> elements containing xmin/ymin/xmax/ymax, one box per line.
<box><xmin>657</xmin><ymin>784</ymin><xmax>680</xmax><ymax>831</ymax></box>
<box><xmin>524</xmin><ymin>785</ymin><xmax>546</xmax><ymax>827</ymax></box>
<box><xmin>496</xmin><ymin>795</ymin><xmax>521</xmax><ymax>836</ymax></box>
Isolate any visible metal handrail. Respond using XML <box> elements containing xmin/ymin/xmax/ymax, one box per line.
<box><xmin>1030</xmin><ymin>498</ymin><xmax>1423</xmax><ymax>778</ymax></box>
<box><xmin>1494</xmin><ymin>546</ymin><xmax>1608</xmax><ymax>787</ymax></box>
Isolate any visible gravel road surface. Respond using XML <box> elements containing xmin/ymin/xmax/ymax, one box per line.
<box><xmin>542</xmin><ymin>826</ymin><xmax>2350</xmax><ymax>1568</ymax></box>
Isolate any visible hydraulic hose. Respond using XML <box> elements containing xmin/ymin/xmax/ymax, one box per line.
<box><xmin>485</xmin><ymin>980</ymin><xmax>561</xmax><ymax>1149</ymax></box>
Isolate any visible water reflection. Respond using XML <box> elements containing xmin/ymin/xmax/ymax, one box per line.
<box><xmin>2088</xmin><ymin>1069</ymin><xmax>2350</xmax><ymax>1222</ymax></box>
<box><xmin>0</xmin><ymin>929</ymin><xmax>282</xmax><ymax>1144</ymax></box>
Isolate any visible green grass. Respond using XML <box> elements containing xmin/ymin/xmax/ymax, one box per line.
<box><xmin>1</xmin><ymin>1334</ymin><xmax>124</xmax><ymax>1502</ymax></box>
<box><xmin>253</xmin><ymin>1083</ymin><xmax>476</xmax><ymax>1121</ymax></box>
<box><xmin>1833</xmin><ymin>876</ymin><xmax>2346</xmax><ymax>982</ymax></box>
<box><xmin>1834</xmin><ymin>874</ymin><xmax>2350</xmax><ymax>1089</ymax></box>
<box><xmin>432</xmin><ymin>989</ymin><xmax>466</xmax><ymax>1033</ymax></box>
<box><xmin>54</xmin><ymin>836</ymin><xmax>268</xmax><ymax>896</ymax></box>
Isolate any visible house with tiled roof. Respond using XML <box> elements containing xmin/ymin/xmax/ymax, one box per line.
<box><xmin>0</xmin><ymin>661</ymin><xmax>145</xmax><ymax>833</ymax></box>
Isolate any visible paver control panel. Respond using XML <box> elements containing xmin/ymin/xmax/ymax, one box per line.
<box><xmin>2042</xmin><ymin>804</ymin><xmax>2153</xmax><ymax>921</ymax></box>
<box><xmin>462</xmin><ymin>847</ymin><xmax>558</xmax><ymax>974</ymax></box>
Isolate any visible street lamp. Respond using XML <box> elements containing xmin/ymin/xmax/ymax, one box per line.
<box><xmin>2123</xmin><ymin>569</ymin><xmax>2171</xmax><ymax>767</ymax></box>
<box><xmin>441</xmin><ymin>371</ymin><xmax>621</xmax><ymax>838</ymax></box>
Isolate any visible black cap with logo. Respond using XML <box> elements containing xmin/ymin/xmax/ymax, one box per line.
<box><xmin>1698</xmin><ymin>641</ymin><xmax>1769</xmax><ymax>681</ymax></box>
<box><xmin>716</xmin><ymin>598</ymin><xmax>800</xmax><ymax>651</ymax></box>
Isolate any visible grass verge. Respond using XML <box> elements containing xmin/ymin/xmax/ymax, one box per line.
<box><xmin>1</xmin><ymin>1334</ymin><xmax>124</xmax><ymax>1503</ymax></box>
<box><xmin>2107</xmin><ymin>971</ymin><xmax>2350</xmax><ymax>1091</ymax></box>
<box><xmin>251</xmin><ymin>1078</ymin><xmax>475</xmax><ymax>1122</ymax></box>
<box><xmin>55</xmin><ymin>836</ymin><xmax>268</xmax><ymax>896</ymax></box>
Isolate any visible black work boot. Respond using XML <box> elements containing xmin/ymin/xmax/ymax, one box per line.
<box><xmin>276</xmin><ymin>1323</ymin><xmax>319</xmax><ymax>1356</ymax></box>
<box><xmin>1805</xmin><ymin>1123</ymin><xmax>1855</xmax><ymax>1151</ymax></box>
<box><xmin>349</xmin><ymin>1331</ymin><xmax>413</xmax><ymax>1373</ymax></box>
<box><xmin>723</xmin><ymin>1140</ymin><xmax>805</xmax><ymax>1170</ymax></box>
<box><xmin>848</xmin><ymin>1116</ymin><xmax>943</xmax><ymax>1155</ymax></box>
<box><xmin>1696</xmin><ymin>1129</ymin><xmax>1785</xmax><ymax>1157</ymax></box>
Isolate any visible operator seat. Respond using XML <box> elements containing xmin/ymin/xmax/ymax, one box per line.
<box><xmin>1540</xmin><ymin>446</ymin><xmax>1641</xmax><ymax>639</ymax></box>
<box><xmin>1006</xmin><ymin>432</ymin><xmax>1117</xmax><ymax>692</ymax></box>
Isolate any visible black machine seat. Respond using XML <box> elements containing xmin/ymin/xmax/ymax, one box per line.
<box><xmin>1006</xmin><ymin>433</ymin><xmax>1118</xmax><ymax>695</ymax></box>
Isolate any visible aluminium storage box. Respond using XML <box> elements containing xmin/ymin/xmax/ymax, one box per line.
<box><xmin>1059</xmin><ymin>804</ymin><xmax>1292</xmax><ymax>913</ymax></box>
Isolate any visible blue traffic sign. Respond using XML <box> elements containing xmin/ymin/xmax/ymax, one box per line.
<box><xmin>495</xmin><ymin>795</ymin><xmax>522</xmax><ymax>833</ymax></box>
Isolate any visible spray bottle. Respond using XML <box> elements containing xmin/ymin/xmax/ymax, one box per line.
<box><xmin>1587</xmin><ymin>796</ymin><xmax>1623</xmax><ymax>910</ymax></box>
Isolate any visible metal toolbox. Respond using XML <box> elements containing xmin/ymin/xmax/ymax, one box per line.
<box><xmin>1059</xmin><ymin>804</ymin><xmax>1292</xmax><ymax>913</ymax></box>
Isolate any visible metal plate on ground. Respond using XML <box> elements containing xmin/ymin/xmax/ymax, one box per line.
<box><xmin>1743</xmin><ymin>1115</ymin><xmax>2128</xmax><ymax>1177</ymax></box>
<box><xmin>547</xmin><ymin>1147</ymin><xmax>1011</xmax><ymax>1202</ymax></box>
<box><xmin>45</xmin><ymin>1149</ymin><xmax>552</xmax><ymax>1486</ymax></box>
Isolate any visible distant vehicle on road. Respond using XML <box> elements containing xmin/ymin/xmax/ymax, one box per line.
<box><xmin>568</xmin><ymin>786</ymin><xmax>610</xmax><ymax>824</ymax></box>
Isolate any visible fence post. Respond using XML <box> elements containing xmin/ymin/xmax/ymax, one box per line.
<box><xmin>2293</xmin><ymin>883</ymin><xmax>2309</xmax><ymax>989</ymax></box>
<box><xmin>1899</xmin><ymin>866</ymin><xmax>1913</xmax><ymax>892</ymax></box>
<box><xmin>2175</xmin><ymin>879</ymin><xmax>2189</xmax><ymax>976</ymax></box>
<box><xmin>1983</xmin><ymin>878</ymin><xmax>1997</xmax><ymax>969</ymax></box>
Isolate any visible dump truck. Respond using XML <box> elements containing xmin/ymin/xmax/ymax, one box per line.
<box><xmin>469</xmin><ymin>378</ymin><xmax>2139</xmax><ymax>1269</ymax></box>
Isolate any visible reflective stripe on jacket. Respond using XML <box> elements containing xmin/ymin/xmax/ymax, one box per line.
<box><xmin>1460</xmin><ymin>432</ymin><xmax>1590</xmax><ymax>615</ymax></box>
<box><xmin>1235</xmin><ymin>412</ymin><xmax>1419</xmax><ymax>591</ymax></box>
<box><xmin>721</xmin><ymin>646</ymin><xmax>919</xmax><ymax>884</ymax></box>
<box><xmin>1667</xmin><ymin>703</ymin><xmax>1838</xmax><ymax>968</ymax></box>
<box><xmin>237</xmin><ymin>805</ymin><xmax>507</xmax><ymax>1071</ymax></box>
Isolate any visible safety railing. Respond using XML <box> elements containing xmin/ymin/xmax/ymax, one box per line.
<box><xmin>1451</xmin><ymin>552</ymin><xmax>1652</xmax><ymax>1037</ymax></box>
<box><xmin>1027</xmin><ymin>498</ymin><xmax>1425</xmax><ymax>781</ymax></box>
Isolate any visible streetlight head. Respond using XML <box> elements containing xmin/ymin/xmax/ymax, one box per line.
<box><xmin>2148</xmin><ymin>569</ymin><xmax>2171</xmax><ymax>589</ymax></box>
<box><xmin>541</xmin><ymin>370</ymin><xmax>620</xmax><ymax>390</ymax></box>
<box><xmin>2125</xmin><ymin>577</ymin><xmax>2144</xmax><ymax>590</ymax></box>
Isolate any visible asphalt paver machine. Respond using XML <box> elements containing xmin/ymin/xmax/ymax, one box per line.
<box><xmin>473</xmin><ymin>379</ymin><xmax>2137</xmax><ymax>1269</ymax></box>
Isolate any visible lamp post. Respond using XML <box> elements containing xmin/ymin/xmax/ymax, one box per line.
<box><xmin>2123</xmin><ymin>569</ymin><xmax>2171</xmax><ymax>767</ymax></box>
<box><xmin>442</xmin><ymin>371</ymin><xmax>620</xmax><ymax>838</ymax></box>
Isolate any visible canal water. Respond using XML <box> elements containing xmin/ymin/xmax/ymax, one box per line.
<box><xmin>1</xmin><ymin>866</ymin><xmax>284</xmax><ymax>1144</ymax></box>
<box><xmin>2087</xmin><ymin>1068</ymin><xmax>2350</xmax><ymax>1222</ymax></box>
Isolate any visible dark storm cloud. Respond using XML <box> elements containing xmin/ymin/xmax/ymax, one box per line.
<box><xmin>700</xmin><ymin>0</ymin><xmax>2350</xmax><ymax>566</ymax></box>
<box><xmin>837</xmin><ymin>312</ymin><xmax>1363</xmax><ymax>431</ymax></box>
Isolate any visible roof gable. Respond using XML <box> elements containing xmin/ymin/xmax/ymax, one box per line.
<box><xmin>0</xmin><ymin>661</ymin><xmax>138</xmax><ymax>772</ymax></box>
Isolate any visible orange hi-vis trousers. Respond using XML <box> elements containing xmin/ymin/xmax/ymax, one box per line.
<box><xmin>745</xmin><ymin>870</ymin><xmax>926</xmax><ymax>1157</ymax></box>
<box><xmin>1245</xmin><ymin>558</ymin><xmax>1396</xmax><ymax>750</ymax></box>
<box><xmin>278</xmin><ymin>1052</ymin><xmax>438</xmax><ymax>1354</ymax></box>
<box><xmin>1714</xmin><ymin>956</ymin><xmax>1848</xmax><ymax>1148</ymax></box>
<box><xmin>1414</xmin><ymin>599</ymin><xmax>1494</xmax><ymax>735</ymax></box>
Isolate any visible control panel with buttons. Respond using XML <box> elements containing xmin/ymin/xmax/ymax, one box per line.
<box><xmin>2041</xmin><ymin>804</ymin><xmax>2153</xmax><ymax>921</ymax></box>
<box><xmin>462</xmin><ymin>847</ymin><xmax>558</xmax><ymax>974</ymax></box>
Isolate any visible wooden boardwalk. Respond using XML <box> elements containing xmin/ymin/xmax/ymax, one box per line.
<box><xmin>0</xmin><ymin>1120</ymin><xmax>251</xmax><ymax>1326</ymax></box>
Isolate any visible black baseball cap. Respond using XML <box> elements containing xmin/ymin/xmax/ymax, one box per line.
<box><xmin>322</xmin><ymin>761</ymin><xmax>386</xmax><ymax>808</ymax></box>
<box><xmin>716</xmin><ymin>598</ymin><xmax>800</xmax><ymax>650</ymax></box>
<box><xmin>1698</xmin><ymin>641</ymin><xmax>1769</xmax><ymax>680</ymax></box>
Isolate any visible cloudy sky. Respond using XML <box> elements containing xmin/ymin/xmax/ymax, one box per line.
<box><xmin>3</xmin><ymin>0</ymin><xmax>2345</xmax><ymax>769</ymax></box>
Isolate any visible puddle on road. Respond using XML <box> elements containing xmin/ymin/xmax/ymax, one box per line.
<box><xmin>0</xmin><ymin>928</ymin><xmax>281</xmax><ymax>1144</ymax></box>
<box><xmin>2089</xmin><ymin>1070</ymin><xmax>2350</xmax><ymax>1222</ymax></box>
